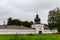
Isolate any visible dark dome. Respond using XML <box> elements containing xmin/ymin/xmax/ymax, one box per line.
<box><xmin>35</xmin><ymin>17</ymin><xmax>40</xmax><ymax>21</ymax></box>
<box><xmin>34</xmin><ymin>14</ymin><xmax>41</xmax><ymax>24</ymax></box>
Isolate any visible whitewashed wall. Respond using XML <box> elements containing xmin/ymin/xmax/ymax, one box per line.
<box><xmin>43</xmin><ymin>30</ymin><xmax>53</xmax><ymax>34</ymax></box>
<box><xmin>0</xmin><ymin>29</ymin><xmax>36</xmax><ymax>34</ymax></box>
<box><xmin>43</xmin><ymin>29</ymin><xmax>58</xmax><ymax>34</ymax></box>
<box><xmin>0</xmin><ymin>25</ymin><xmax>58</xmax><ymax>34</ymax></box>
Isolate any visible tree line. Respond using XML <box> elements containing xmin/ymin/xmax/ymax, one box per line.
<box><xmin>7</xmin><ymin>17</ymin><xmax>33</xmax><ymax>27</ymax></box>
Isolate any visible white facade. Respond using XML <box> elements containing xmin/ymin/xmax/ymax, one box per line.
<box><xmin>31</xmin><ymin>24</ymin><xmax>44</xmax><ymax>34</ymax></box>
<box><xmin>0</xmin><ymin>24</ymin><xmax>58</xmax><ymax>34</ymax></box>
<box><xmin>0</xmin><ymin>29</ymin><xmax>36</xmax><ymax>34</ymax></box>
<box><xmin>32</xmin><ymin>24</ymin><xmax>58</xmax><ymax>34</ymax></box>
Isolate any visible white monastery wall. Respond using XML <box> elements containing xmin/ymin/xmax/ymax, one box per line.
<box><xmin>43</xmin><ymin>29</ymin><xmax>58</xmax><ymax>34</ymax></box>
<box><xmin>0</xmin><ymin>29</ymin><xmax>36</xmax><ymax>34</ymax></box>
<box><xmin>43</xmin><ymin>30</ymin><xmax>53</xmax><ymax>34</ymax></box>
<box><xmin>0</xmin><ymin>25</ymin><xmax>58</xmax><ymax>34</ymax></box>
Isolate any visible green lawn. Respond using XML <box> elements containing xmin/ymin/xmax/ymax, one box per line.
<box><xmin>0</xmin><ymin>34</ymin><xmax>60</xmax><ymax>40</ymax></box>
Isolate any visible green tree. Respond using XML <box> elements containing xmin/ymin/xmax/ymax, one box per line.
<box><xmin>7</xmin><ymin>17</ymin><xmax>33</xmax><ymax>27</ymax></box>
<box><xmin>22</xmin><ymin>21</ymin><xmax>31</xmax><ymax>27</ymax></box>
<box><xmin>48</xmin><ymin>7</ymin><xmax>60</xmax><ymax>32</ymax></box>
<box><xmin>30</xmin><ymin>21</ymin><xmax>33</xmax><ymax>25</ymax></box>
<box><xmin>21</xmin><ymin>21</ymin><xmax>33</xmax><ymax>27</ymax></box>
<box><xmin>12</xmin><ymin>19</ymin><xmax>21</xmax><ymax>26</ymax></box>
<box><xmin>7</xmin><ymin>17</ymin><xmax>12</xmax><ymax>25</ymax></box>
<box><xmin>7</xmin><ymin>17</ymin><xmax>21</xmax><ymax>26</ymax></box>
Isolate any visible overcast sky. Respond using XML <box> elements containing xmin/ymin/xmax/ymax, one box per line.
<box><xmin>0</xmin><ymin>0</ymin><xmax>60</xmax><ymax>25</ymax></box>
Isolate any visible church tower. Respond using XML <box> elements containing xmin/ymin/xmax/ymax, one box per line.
<box><xmin>34</xmin><ymin>14</ymin><xmax>41</xmax><ymax>24</ymax></box>
<box><xmin>32</xmin><ymin>14</ymin><xmax>44</xmax><ymax>34</ymax></box>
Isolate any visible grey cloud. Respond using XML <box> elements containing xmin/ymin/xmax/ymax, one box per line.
<box><xmin>0</xmin><ymin>0</ymin><xmax>60</xmax><ymax>25</ymax></box>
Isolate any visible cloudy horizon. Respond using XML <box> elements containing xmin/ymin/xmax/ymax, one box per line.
<box><xmin>0</xmin><ymin>0</ymin><xmax>60</xmax><ymax>25</ymax></box>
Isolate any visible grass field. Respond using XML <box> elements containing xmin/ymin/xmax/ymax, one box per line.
<box><xmin>0</xmin><ymin>34</ymin><xmax>60</xmax><ymax>40</ymax></box>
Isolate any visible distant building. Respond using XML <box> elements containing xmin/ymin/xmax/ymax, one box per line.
<box><xmin>0</xmin><ymin>14</ymin><xmax>58</xmax><ymax>34</ymax></box>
